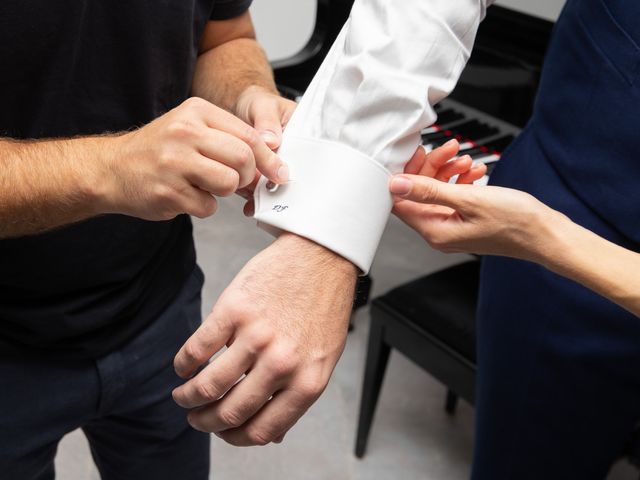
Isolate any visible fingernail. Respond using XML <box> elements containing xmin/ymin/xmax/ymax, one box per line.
<box><xmin>277</xmin><ymin>163</ymin><xmax>289</xmax><ymax>183</ymax></box>
<box><xmin>444</xmin><ymin>139</ymin><xmax>458</xmax><ymax>148</ymax></box>
<box><xmin>389</xmin><ymin>176</ymin><xmax>413</xmax><ymax>196</ymax></box>
<box><xmin>260</xmin><ymin>131</ymin><xmax>279</xmax><ymax>145</ymax></box>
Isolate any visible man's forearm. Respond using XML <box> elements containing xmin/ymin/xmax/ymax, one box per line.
<box><xmin>192</xmin><ymin>37</ymin><xmax>277</xmax><ymax>112</ymax></box>
<box><xmin>0</xmin><ymin>137</ymin><xmax>112</xmax><ymax>239</ymax></box>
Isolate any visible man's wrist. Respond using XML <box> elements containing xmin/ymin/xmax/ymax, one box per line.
<box><xmin>82</xmin><ymin>135</ymin><xmax>126</xmax><ymax>216</ymax></box>
<box><xmin>275</xmin><ymin>232</ymin><xmax>358</xmax><ymax>278</ymax></box>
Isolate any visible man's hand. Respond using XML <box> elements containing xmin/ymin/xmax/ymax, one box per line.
<box><xmin>234</xmin><ymin>86</ymin><xmax>297</xmax><ymax>150</ymax></box>
<box><xmin>233</xmin><ymin>86</ymin><xmax>298</xmax><ymax>215</ymax></box>
<box><xmin>172</xmin><ymin>233</ymin><xmax>357</xmax><ymax>446</ymax></box>
<box><xmin>103</xmin><ymin>97</ymin><xmax>289</xmax><ymax>221</ymax></box>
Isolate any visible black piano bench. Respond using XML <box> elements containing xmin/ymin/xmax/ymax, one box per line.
<box><xmin>354</xmin><ymin>260</ymin><xmax>480</xmax><ymax>458</ymax></box>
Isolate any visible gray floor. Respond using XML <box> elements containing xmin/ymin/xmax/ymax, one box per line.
<box><xmin>55</xmin><ymin>195</ymin><xmax>637</xmax><ymax>479</ymax></box>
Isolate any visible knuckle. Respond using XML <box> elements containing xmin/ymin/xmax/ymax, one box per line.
<box><xmin>234</xmin><ymin>143</ymin><xmax>254</xmax><ymax>170</ymax></box>
<box><xmin>195</xmin><ymin>380</ymin><xmax>220</xmax><ymax>402</ymax></box>
<box><xmin>218</xmin><ymin>408</ymin><xmax>244</xmax><ymax>429</ymax></box>
<box><xmin>244</xmin><ymin>327</ymin><xmax>274</xmax><ymax>354</ymax></box>
<box><xmin>297</xmin><ymin>379</ymin><xmax>325</xmax><ymax>400</ymax></box>
<box><xmin>152</xmin><ymin>184</ymin><xmax>177</xmax><ymax>208</ymax></box>
<box><xmin>191</xmin><ymin>196</ymin><xmax>217</xmax><ymax>219</ymax></box>
<box><xmin>166</xmin><ymin>120</ymin><xmax>198</xmax><ymax>140</ymax></box>
<box><xmin>241</xmin><ymin>126</ymin><xmax>260</xmax><ymax>148</ymax></box>
<box><xmin>157</xmin><ymin>147</ymin><xmax>177</xmax><ymax>168</ymax></box>
<box><xmin>266</xmin><ymin>349</ymin><xmax>297</xmax><ymax>378</ymax></box>
<box><xmin>426</xmin><ymin>233</ymin><xmax>448</xmax><ymax>252</ymax></box>
<box><xmin>418</xmin><ymin>182</ymin><xmax>439</xmax><ymax>203</ymax></box>
<box><xmin>216</xmin><ymin>169</ymin><xmax>240</xmax><ymax>197</ymax></box>
<box><xmin>183</xmin><ymin>340</ymin><xmax>206</xmax><ymax>366</ymax></box>
<box><xmin>183</xmin><ymin>96</ymin><xmax>207</xmax><ymax>110</ymax></box>
<box><xmin>247</xmin><ymin>428</ymin><xmax>272</xmax><ymax>446</ymax></box>
<box><xmin>203</xmin><ymin>197</ymin><xmax>218</xmax><ymax>217</ymax></box>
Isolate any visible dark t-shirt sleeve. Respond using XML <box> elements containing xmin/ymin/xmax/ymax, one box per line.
<box><xmin>210</xmin><ymin>0</ymin><xmax>253</xmax><ymax>20</ymax></box>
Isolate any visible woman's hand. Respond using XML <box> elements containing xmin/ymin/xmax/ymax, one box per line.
<box><xmin>404</xmin><ymin>139</ymin><xmax>486</xmax><ymax>183</ymax></box>
<box><xmin>389</xmin><ymin>172</ymin><xmax>568</xmax><ymax>263</ymax></box>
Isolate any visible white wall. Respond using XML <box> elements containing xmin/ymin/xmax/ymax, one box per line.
<box><xmin>250</xmin><ymin>0</ymin><xmax>316</xmax><ymax>61</ymax></box>
<box><xmin>250</xmin><ymin>0</ymin><xmax>567</xmax><ymax>62</ymax></box>
<box><xmin>495</xmin><ymin>0</ymin><xmax>565</xmax><ymax>21</ymax></box>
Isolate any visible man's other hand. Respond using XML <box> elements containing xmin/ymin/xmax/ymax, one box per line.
<box><xmin>172</xmin><ymin>233</ymin><xmax>356</xmax><ymax>446</ymax></box>
<box><xmin>234</xmin><ymin>86</ymin><xmax>297</xmax><ymax>216</ymax></box>
<box><xmin>103</xmin><ymin>97</ymin><xmax>289</xmax><ymax>221</ymax></box>
<box><xmin>234</xmin><ymin>86</ymin><xmax>297</xmax><ymax>150</ymax></box>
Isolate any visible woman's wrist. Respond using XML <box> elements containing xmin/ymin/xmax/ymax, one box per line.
<box><xmin>523</xmin><ymin>203</ymin><xmax>575</xmax><ymax>269</ymax></box>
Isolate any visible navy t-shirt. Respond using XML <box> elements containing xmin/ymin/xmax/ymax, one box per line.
<box><xmin>0</xmin><ymin>0</ymin><xmax>252</xmax><ymax>358</ymax></box>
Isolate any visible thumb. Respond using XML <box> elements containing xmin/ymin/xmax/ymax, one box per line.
<box><xmin>389</xmin><ymin>175</ymin><xmax>469</xmax><ymax>210</ymax></box>
<box><xmin>252</xmin><ymin>101</ymin><xmax>284</xmax><ymax>151</ymax></box>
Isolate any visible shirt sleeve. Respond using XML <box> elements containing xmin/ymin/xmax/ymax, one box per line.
<box><xmin>254</xmin><ymin>0</ymin><xmax>494</xmax><ymax>273</ymax></box>
<box><xmin>210</xmin><ymin>0</ymin><xmax>253</xmax><ymax>20</ymax></box>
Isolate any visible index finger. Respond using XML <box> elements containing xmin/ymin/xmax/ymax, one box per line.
<box><xmin>389</xmin><ymin>174</ymin><xmax>470</xmax><ymax>210</ymax></box>
<box><xmin>174</xmin><ymin>309</ymin><xmax>234</xmax><ymax>379</ymax></box>
<box><xmin>196</xmin><ymin>100</ymin><xmax>289</xmax><ymax>184</ymax></box>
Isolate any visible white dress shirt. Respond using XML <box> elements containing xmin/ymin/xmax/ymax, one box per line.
<box><xmin>255</xmin><ymin>0</ymin><xmax>494</xmax><ymax>273</ymax></box>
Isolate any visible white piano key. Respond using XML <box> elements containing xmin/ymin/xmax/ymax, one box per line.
<box><xmin>422</xmin><ymin>125</ymin><xmax>440</xmax><ymax>134</ymax></box>
<box><xmin>473</xmin><ymin>153</ymin><xmax>501</xmax><ymax>164</ymax></box>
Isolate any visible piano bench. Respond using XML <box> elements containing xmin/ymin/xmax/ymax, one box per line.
<box><xmin>354</xmin><ymin>260</ymin><xmax>479</xmax><ymax>458</ymax></box>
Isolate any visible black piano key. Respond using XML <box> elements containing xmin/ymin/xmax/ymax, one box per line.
<box><xmin>428</xmin><ymin>135</ymin><xmax>457</xmax><ymax>148</ymax></box>
<box><xmin>458</xmin><ymin>147</ymin><xmax>487</xmax><ymax>158</ymax></box>
<box><xmin>450</xmin><ymin>120</ymin><xmax>500</xmax><ymax>140</ymax></box>
<box><xmin>436</xmin><ymin>109</ymin><xmax>465</xmax><ymax>125</ymax></box>
<box><xmin>421</xmin><ymin>130</ymin><xmax>453</xmax><ymax>143</ymax></box>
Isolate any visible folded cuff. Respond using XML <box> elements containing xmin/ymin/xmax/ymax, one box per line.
<box><xmin>254</xmin><ymin>136</ymin><xmax>393</xmax><ymax>274</ymax></box>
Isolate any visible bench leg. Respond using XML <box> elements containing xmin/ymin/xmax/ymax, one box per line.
<box><xmin>355</xmin><ymin>314</ymin><xmax>391</xmax><ymax>458</ymax></box>
<box><xmin>445</xmin><ymin>389</ymin><xmax>459</xmax><ymax>415</ymax></box>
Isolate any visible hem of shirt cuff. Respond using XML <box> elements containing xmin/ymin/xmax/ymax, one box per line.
<box><xmin>253</xmin><ymin>136</ymin><xmax>393</xmax><ymax>274</ymax></box>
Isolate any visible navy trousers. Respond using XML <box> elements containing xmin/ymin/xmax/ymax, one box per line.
<box><xmin>0</xmin><ymin>268</ymin><xmax>210</xmax><ymax>480</ymax></box>
<box><xmin>473</xmin><ymin>0</ymin><xmax>640</xmax><ymax>478</ymax></box>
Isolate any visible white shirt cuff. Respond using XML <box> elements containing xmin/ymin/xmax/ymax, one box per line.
<box><xmin>254</xmin><ymin>136</ymin><xmax>393</xmax><ymax>274</ymax></box>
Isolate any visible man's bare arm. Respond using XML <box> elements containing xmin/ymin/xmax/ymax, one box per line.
<box><xmin>0</xmin><ymin>98</ymin><xmax>285</xmax><ymax>240</ymax></box>
<box><xmin>0</xmin><ymin>136</ymin><xmax>114</xmax><ymax>239</ymax></box>
<box><xmin>192</xmin><ymin>12</ymin><xmax>278</xmax><ymax>111</ymax></box>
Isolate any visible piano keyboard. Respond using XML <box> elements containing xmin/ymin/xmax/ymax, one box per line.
<box><xmin>428</xmin><ymin>98</ymin><xmax>522</xmax><ymax>185</ymax></box>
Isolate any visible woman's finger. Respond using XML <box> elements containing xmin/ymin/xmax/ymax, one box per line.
<box><xmin>434</xmin><ymin>155</ymin><xmax>473</xmax><ymax>182</ymax></box>
<box><xmin>404</xmin><ymin>146</ymin><xmax>427</xmax><ymax>175</ymax></box>
<box><xmin>420</xmin><ymin>139</ymin><xmax>460</xmax><ymax>177</ymax></box>
<box><xmin>390</xmin><ymin>174</ymin><xmax>470</xmax><ymax>210</ymax></box>
<box><xmin>457</xmin><ymin>163</ymin><xmax>487</xmax><ymax>184</ymax></box>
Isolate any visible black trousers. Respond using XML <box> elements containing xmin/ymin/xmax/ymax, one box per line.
<box><xmin>0</xmin><ymin>268</ymin><xmax>210</xmax><ymax>480</ymax></box>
